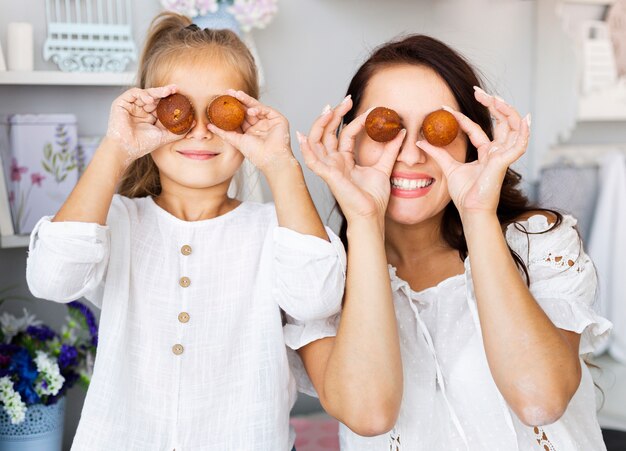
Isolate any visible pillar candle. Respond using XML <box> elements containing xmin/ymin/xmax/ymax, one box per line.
<box><xmin>7</xmin><ymin>22</ymin><xmax>34</xmax><ymax>71</ymax></box>
<box><xmin>0</xmin><ymin>39</ymin><xmax>6</xmax><ymax>71</ymax></box>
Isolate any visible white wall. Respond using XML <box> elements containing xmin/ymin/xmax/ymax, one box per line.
<box><xmin>255</xmin><ymin>0</ymin><xmax>537</xmax><ymax>221</ymax></box>
<box><xmin>0</xmin><ymin>1</ymin><xmax>547</xmax><ymax>448</ymax></box>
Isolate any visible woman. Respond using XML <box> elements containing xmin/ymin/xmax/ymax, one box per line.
<box><xmin>297</xmin><ymin>34</ymin><xmax>611</xmax><ymax>450</ymax></box>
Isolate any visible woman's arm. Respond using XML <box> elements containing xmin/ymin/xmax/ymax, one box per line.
<box><xmin>420</xmin><ymin>87</ymin><xmax>580</xmax><ymax>426</ymax></box>
<box><xmin>299</xmin><ymin>216</ymin><xmax>402</xmax><ymax>436</ymax></box>
<box><xmin>295</xmin><ymin>98</ymin><xmax>405</xmax><ymax>436</ymax></box>
<box><xmin>463</xmin><ymin>211</ymin><xmax>581</xmax><ymax>426</ymax></box>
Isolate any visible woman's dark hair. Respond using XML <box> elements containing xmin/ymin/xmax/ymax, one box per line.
<box><xmin>338</xmin><ymin>34</ymin><xmax>563</xmax><ymax>283</ymax></box>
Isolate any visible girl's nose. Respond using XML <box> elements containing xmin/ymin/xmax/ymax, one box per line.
<box><xmin>185</xmin><ymin>110</ymin><xmax>213</xmax><ymax>140</ymax></box>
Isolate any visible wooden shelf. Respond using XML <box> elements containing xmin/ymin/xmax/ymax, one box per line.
<box><xmin>0</xmin><ymin>70</ymin><xmax>135</xmax><ymax>86</ymax></box>
<box><xmin>0</xmin><ymin>234</ymin><xmax>30</xmax><ymax>249</ymax></box>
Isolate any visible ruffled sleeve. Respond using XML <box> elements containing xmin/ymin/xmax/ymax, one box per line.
<box><xmin>505</xmin><ymin>214</ymin><xmax>612</xmax><ymax>354</ymax></box>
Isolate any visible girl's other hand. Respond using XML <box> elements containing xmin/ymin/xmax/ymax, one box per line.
<box><xmin>106</xmin><ymin>85</ymin><xmax>183</xmax><ymax>163</ymax></box>
<box><xmin>300</xmin><ymin>96</ymin><xmax>406</xmax><ymax>223</ymax></box>
<box><xmin>207</xmin><ymin>89</ymin><xmax>295</xmax><ymax>176</ymax></box>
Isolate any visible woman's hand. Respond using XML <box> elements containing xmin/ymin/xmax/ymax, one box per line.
<box><xmin>418</xmin><ymin>87</ymin><xmax>530</xmax><ymax>220</ymax></box>
<box><xmin>299</xmin><ymin>97</ymin><xmax>406</xmax><ymax>223</ymax></box>
<box><xmin>106</xmin><ymin>85</ymin><xmax>183</xmax><ymax>163</ymax></box>
<box><xmin>207</xmin><ymin>89</ymin><xmax>295</xmax><ymax>176</ymax></box>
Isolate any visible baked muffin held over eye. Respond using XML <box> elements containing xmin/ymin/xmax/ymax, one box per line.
<box><xmin>207</xmin><ymin>95</ymin><xmax>246</xmax><ymax>131</ymax></box>
<box><xmin>421</xmin><ymin>109</ymin><xmax>459</xmax><ymax>147</ymax></box>
<box><xmin>365</xmin><ymin>107</ymin><xmax>402</xmax><ymax>142</ymax></box>
<box><xmin>156</xmin><ymin>93</ymin><xmax>195</xmax><ymax>135</ymax></box>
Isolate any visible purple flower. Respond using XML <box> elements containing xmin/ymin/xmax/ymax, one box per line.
<box><xmin>30</xmin><ymin>172</ymin><xmax>45</xmax><ymax>187</ymax></box>
<box><xmin>10</xmin><ymin>158</ymin><xmax>28</xmax><ymax>182</ymax></box>
<box><xmin>68</xmin><ymin>302</ymin><xmax>98</xmax><ymax>347</ymax></box>
<box><xmin>58</xmin><ymin>344</ymin><xmax>78</xmax><ymax>369</ymax></box>
<box><xmin>26</xmin><ymin>325</ymin><xmax>57</xmax><ymax>342</ymax></box>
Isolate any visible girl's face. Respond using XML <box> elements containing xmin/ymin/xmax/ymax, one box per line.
<box><xmin>355</xmin><ymin>64</ymin><xmax>467</xmax><ymax>226</ymax></box>
<box><xmin>151</xmin><ymin>58</ymin><xmax>247</xmax><ymax>192</ymax></box>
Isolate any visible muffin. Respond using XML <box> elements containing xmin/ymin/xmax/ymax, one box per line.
<box><xmin>207</xmin><ymin>95</ymin><xmax>246</xmax><ymax>131</ymax></box>
<box><xmin>365</xmin><ymin>107</ymin><xmax>402</xmax><ymax>142</ymax></box>
<box><xmin>421</xmin><ymin>109</ymin><xmax>459</xmax><ymax>147</ymax></box>
<box><xmin>156</xmin><ymin>93</ymin><xmax>195</xmax><ymax>135</ymax></box>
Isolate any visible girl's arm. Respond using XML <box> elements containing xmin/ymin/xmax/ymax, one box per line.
<box><xmin>420</xmin><ymin>88</ymin><xmax>580</xmax><ymax>426</ymax></box>
<box><xmin>27</xmin><ymin>85</ymin><xmax>181</xmax><ymax>303</ymax></box>
<box><xmin>207</xmin><ymin>89</ymin><xmax>327</xmax><ymax>241</ymax></box>
<box><xmin>54</xmin><ymin>85</ymin><xmax>180</xmax><ymax>224</ymax></box>
<box><xmin>295</xmin><ymin>99</ymin><xmax>406</xmax><ymax>436</ymax></box>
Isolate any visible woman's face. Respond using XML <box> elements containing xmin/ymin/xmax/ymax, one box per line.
<box><xmin>150</xmin><ymin>58</ymin><xmax>247</xmax><ymax>192</ymax></box>
<box><xmin>354</xmin><ymin>64</ymin><xmax>467</xmax><ymax>225</ymax></box>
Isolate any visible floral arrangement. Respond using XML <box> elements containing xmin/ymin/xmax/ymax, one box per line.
<box><xmin>0</xmin><ymin>302</ymin><xmax>98</xmax><ymax>425</ymax></box>
<box><xmin>161</xmin><ymin>0</ymin><xmax>278</xmax><ymax>32</ymax></box>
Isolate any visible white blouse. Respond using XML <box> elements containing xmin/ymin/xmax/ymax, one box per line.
<box><xmin>25</xmin><ymin>195</ymin><xmax>346</xmax><ymax>451</ymax></box>
<box><xmin>295</xmin><ymin>214</ymin><xmax>612</xmax><ymax>451</ymax></box>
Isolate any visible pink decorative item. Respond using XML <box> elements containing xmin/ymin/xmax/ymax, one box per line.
<box><xmin>290</xmin><ymin>415</ymin><xmax>339</xmax><ymax>451</ymax></box>
<box><xmin>608</xmin><ymin>0</ymin><xmax>626</xmax><ymax>77</ymax></box>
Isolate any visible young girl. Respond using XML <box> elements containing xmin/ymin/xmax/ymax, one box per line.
<box><xmin>299</xmin><ymin>35</ymin><xmax>612</xmax><ymax>450</ymax></box>
<box><xmin>25</xmin><ymin>12</ymin><xmax>353</xmax><ymax>450</ymax></box>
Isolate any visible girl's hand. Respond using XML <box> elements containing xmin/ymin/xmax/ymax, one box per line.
<box><xmin>418</xmin><ymin>87</ymin><xmax>530</xmax><ymax>219</ymax></box>
<box><xmin>300</xmin><ymin>97</ymin><xmax>406</xmax><ymax>222</ymax></box>
<box><xmin>106</xmin><ymin>85</ymin><xmax>182</xmax><ymax>163</ymax></box>
<box><xmin>207</xmin><ymin>90</ymin><xmax>294</xmax><ymax>176</ymax></box>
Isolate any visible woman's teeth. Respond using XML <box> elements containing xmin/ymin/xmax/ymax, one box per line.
<box><xmin>390</xmin><ymin>177</ymin><xmax>434</xmax><ymax>190</ymax></box>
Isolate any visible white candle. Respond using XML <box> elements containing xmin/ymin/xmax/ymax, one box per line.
<box><xmin>7</xmin><ymin>22</ymin><xmax>34</xmax><ymax>71</ymax></box>
<box><xmin>0</xmin><ymin>40</ymin><xmax>6</xmax><ymax>71</ymax></box>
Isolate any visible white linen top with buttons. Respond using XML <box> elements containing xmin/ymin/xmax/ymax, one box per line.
<box><xmin>26</xmin><ymin>195</ymin><xmax>346</xmax><ymax>451</ymax></box>
<box><xmin>295</xmin><ymin>214</ymin><xmax>612</xmax><ymax>451</ymax></box>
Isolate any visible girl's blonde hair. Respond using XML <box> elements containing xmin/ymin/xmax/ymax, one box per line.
<box><xmin>118</xmin><ymin>12</ymin><xmax>259</xmax><ymax>198</ymax></box>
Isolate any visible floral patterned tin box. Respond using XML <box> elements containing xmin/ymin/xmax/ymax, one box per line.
<box><xmin>0</xmin><ymin>114</ymin><xmax>78</xmax><ymax>235</ymax></box>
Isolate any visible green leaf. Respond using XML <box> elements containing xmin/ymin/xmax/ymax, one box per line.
<box><xmin>44</xmin><ymin>143</ymin><xmax>53</xmax><ymax>160</ymax></box>
<box><xmin>60</xmin><ymin>174</ymin><xmax>67</xmax><ymax>182</ymax></box>
<box><xmin>42</xmin><ymin>161</ymin><xmax>52</xmax><ymax>173</ymax></box>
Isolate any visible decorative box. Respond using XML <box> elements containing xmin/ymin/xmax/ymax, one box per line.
<box><xmin>0</xmin><ymin>114</ymin><xmax>78</xmax><ymax>235</ymax></box>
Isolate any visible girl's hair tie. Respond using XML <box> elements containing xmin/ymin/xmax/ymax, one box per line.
<box><xmin>185</xmin><ymin>23</ymin><xmax>201</xmax><ymax>31</ymax></box>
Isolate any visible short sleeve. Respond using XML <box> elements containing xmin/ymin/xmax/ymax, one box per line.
<box><xmin>506</xmin><ymin>214</ymin><xmax>612</xmax><ymax>354</ymax></box>
<box><xmin>284</xmin><ymin>313</ymin><xmax>340</xmax><ymax>397</ymax></box>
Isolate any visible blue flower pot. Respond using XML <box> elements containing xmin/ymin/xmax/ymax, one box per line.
<box><xmin>192</xmin><ymin>4</ymin><xmax>241</xmax><ymax>36</ymax></box>
<box><xmin>0</xmin><ymin>398</ymin><xmax>65</xmax><ymax>451</ymax></box>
